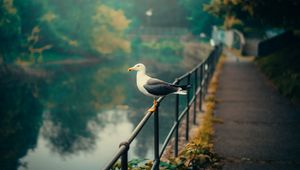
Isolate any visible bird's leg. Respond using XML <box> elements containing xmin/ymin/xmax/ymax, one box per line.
<box><xmin>148</xmin><ymin>99</ymin><xmax>157</xmax><ymax>112</ymax></box>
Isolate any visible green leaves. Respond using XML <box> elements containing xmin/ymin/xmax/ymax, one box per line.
<box><xmin>91</xmin><ymin>5</ymin><xmax>131</xmax><ymax>55</ymax></box>
<box><xmin>168</xmin><ymin>140</ymin><xmax>220</xmax><ymax>169</ymax></box>
<box><xmin>114</xmin><ymin>141</ymin><xmax>220</xmax><ymax>170</ymax></box>
<box><xmin>112</xmin><ymin>159</ymin><xmax>152</xmax><ymax>170</ymax></box>
<box><xmin>256</xmin><ymin>41</ymin><xmax>300</xmax><ymax>103</ymax></box>
<box><xmin>178</xmin><ymin>0</ymin><xmax>221</xmax><ymax>35</ymax></box>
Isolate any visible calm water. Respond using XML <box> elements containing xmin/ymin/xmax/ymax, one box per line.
<box><xmin>0</xmin><ymin>59</ymin><xmax>187</xmax><ymax>170</ymax></box>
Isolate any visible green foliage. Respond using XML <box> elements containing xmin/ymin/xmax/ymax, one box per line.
<box><xmin>91</xmin><ymin>5</ymin><xmax>131</xmax><ymax>55</ymax></box>
<box><xmin>40</xmin><ymin>1</ymin><xmax>131</xmax><ymax>56</ymax></box>
<box><xmin>112</xmin><ymin>159</ymin><xmax>152</xmax><ymax>170</ymax></box>
<box><xmin>0</xmin><ymin>0</ymin><xmax>132</xmax><ymax>64</ymax></box>
<box><xmin>244</xmin><ymin>0</ymin><xmax>300</xmax><ymax>29</ymax></box>
<box><xmin>140</xmin><ymin>39</ymin><xmax>183</xmax><ymax>63</ymax></box>
<box><xmin>178</xmin><ymin>0</ymin><xmax>221</xmax><ymax>35</ymax></box>
<box><xmin>205</xmin><ymin>0</ymin><xmax>300</xmax><ymax>30</ymax></box>
<box><xmin>142</xmin><ymin>40</ymin><xmax>183</xmax><ymax>54</ymax></box>
<box><xmin>0</xmin><ymin>0</ymin><xmax>19</xmax><ymax>37</ymax></box>
<box><xmin>168</xmin><ymin>141</ymin><xmax>220</xmax><ymax>170</ymax></box>
<box><xmin>114</xmin><ymin>142</ymin><xmax>220</xmax><ymax>170</ymax></box>
<box><xmin>0</xmin><ymin>0</ymin><xmax>21</xmax><ymax>63</ymax></box>
<box><xmin>256</xmin><ymin>42</ymin><xmax>300</xmax><ymax>103</ymax></box>
<box><xmin>204</xmin><ymin>0</ymin><xmax>248</xmax><ymax>29</ymax></box>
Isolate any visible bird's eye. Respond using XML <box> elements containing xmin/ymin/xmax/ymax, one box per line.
<box><xmin>137</xmin><ymin>65</ymin><xmax>140</xmax><ymax>67</ymax></box>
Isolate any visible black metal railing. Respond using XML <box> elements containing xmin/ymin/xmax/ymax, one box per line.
<box><xmin>103</xmin><ymin>45</ymin><xmax>222</xmax><ymax>170</ymax></box>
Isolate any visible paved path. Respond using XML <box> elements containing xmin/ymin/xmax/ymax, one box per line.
<box><xmin>213</xmin><ymin>51</ymin><xmax>300</xmax><ymax>170</ymax></box>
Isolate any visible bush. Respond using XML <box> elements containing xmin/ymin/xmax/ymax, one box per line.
<box><xmin>256</xmin><ymin>42</ymin><xmax>300</xmax><ymax>103</ymax></box>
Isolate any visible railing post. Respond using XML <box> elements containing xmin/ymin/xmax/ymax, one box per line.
<box><xmin>193</xmin><ymin>69</ymin><xmax>197</xmax><ymax>124</ymax></box>
<box><xmin>204</xmin><ymin>62</ymin><xmax>208</xmax><ymax>96</ymax></box>
<box><xmin>153</xmin><ymin>103</ymin><xmax>160</xmax><ymax>170</ymax></box>
<box><xmin>119</xmin><ymin>142</ymin><xmax>130</xmax><ymax>170</ymax></box>
<box><xmin>199</xmin><ymin>65</ymin><xmax>203</xmax><ymax>112</ymax></box>
<box><xmin>212</xmin><ymin>48</ymin><xmax>217</xmax><ymax>72</ymax></box>
<box><xmin>175</xmin><ymin>80</ymin><xmax>179</xmax><ymax>157</ymax></box>
<box><xmin>121</xmin><ymin>152</ymin><xmax>128</xmax><ymax>170</ymax></box>
<box><xmin>186</xmin><ymin>74</ymin><xmax>191</xmax><ymax>141</ymax></box>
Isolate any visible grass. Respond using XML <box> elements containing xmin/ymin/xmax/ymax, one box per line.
<box><xmin>256</xmin><ymin>42</ymin><xmax>300</xmax><ymax>104</ymax></box>
<box><xmin>165</xmin><ymin>55</ymin><xmax>226</xmax><ymax>169</ymax></box>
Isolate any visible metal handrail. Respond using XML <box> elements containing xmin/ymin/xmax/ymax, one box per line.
<box><xmin>103</xmin><ymin>45</ymin><xmax>222</xmax><ymax>170</ymax></box>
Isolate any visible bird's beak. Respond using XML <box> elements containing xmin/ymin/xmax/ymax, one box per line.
<box><xmin>128</xmin><ymin>67</ymin><xmax>133</xmax><ymax>71</ymax></box>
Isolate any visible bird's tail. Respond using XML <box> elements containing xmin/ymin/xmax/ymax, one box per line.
<box><xmin>174</xmin><ymin>84</ymin><xmax>191</xmax><ymax>95</ymax></box>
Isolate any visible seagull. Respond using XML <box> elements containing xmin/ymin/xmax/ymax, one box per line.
<box><xmin>128</xmin><ymin>63</ymin><xmax>190</xmax><ymax>112</ymax></box>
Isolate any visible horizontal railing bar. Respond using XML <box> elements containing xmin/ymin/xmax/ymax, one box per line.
<box><xmin>189</xmin><ymin>64</ymin><xmax>200</xmax><ymax>73</ymax></box>
<box><xmin>173</xmin><ymin>79</ymin><xmax>179</xmax><ymax>85</ymax></box>
<box><xmin>156</xmin><ymin>96</ymin><xmax>165</xmax><ymax>104</ymax></box>
<box><xmin>104</xmin><ymin>111</ymin><xmax>154</xmax><ymax>170</ymax></box>
<box><xmin>176</xmin><ymin>62</ymin><xmax>205</xmax><ymax>81</ymax></box>
<box><xmin>177</xmin><ymin>72</ymin><xmax>189</xmax><ymax>81</ymax></box>
<box><xmin>178</xmin><ymin>107</ymin><xmax>188</xmax><ymax>122</ymax></box>
<box><xmin>196</xmin><ymin>88</ymin><xmax>201</xmax><ymax>95</ymax></box>
<box><xmin>176</xmin><ymin>49</ymin><xmax>222</xmax><ymax>82</ymax></box>
<box><xmin>103</xmin><ymin>145</ymin><xmax>128</xmax><ymax>170</ymax></box>
<box><xmin>201</xmin><ymin>79</ymin><xmax>205</xmax><ymax>86</ymax></box>
<box><xmin>127</xmin><ymin>111</ymin><xmax>153</xmax><ymax>143</ymax></box>
<box><xmin>189</xmin><ymin>96</ymin><xmax>195</xmax><ymax>106</ymax></box>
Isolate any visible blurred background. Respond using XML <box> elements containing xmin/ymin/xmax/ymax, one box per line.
<box><xmin>0</xmin><ymin>0</ymin><xmax>299</xmax><ymax>170</ymax></box>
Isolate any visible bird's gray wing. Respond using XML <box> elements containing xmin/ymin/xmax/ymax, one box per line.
<box><xmin>143</xmin><ymin>78</ymin><xmax>178</xmax><ymax>96</ymax></box>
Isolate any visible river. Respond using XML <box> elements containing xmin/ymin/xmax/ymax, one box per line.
<box><xmin>0</xmin><ymin>57</ymin><xmax>188</xmax><ymax>170</ymax></box>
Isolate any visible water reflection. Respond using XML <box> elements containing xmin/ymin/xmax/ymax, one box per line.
<box><xmin>0</xmin><ymin>66</ymin><xmax>43</xmax><ymax>170</ymax></box>
<box><xmin>0</xmin><ymin>61</ymin><xmax>189</xmax><ymax>169</ymax></box>
<box><xmin>41</xmin><ymin>110</ymin><xmax>98</xmax><ymax>156</ymax></box>
<box><xmin>19</xmin><ymin>109</ymin><xmax>135</xmax><ymax>170</ymax></box>
<box><xmin>0</xmin><ymin>57</ymin><xmax>199</xmax><ymax>170</ymax></box>
<box><xmin>39</xmin><ymin>63</ymin><xmax>126</xmax><ymax>156</ymax></box>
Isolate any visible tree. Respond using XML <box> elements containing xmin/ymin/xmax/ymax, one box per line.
<box><xmin>0</xmin><ymin>0</ymin><xmax>132</xmax><ymax>64</ymax></box>
<box><xmin>39</xmin><ymin>0</ymin><xmax>131</xmax><ymax>57</ymax></box>
<box><xmin>178</xmin><ymin>0</ymin><xmax>222</xmax><ymax>35</ymax></box>
<box><xmin>0</xmin><ymin>0</ymin><xmax>21</xmax><ymax>63</ymax></box>
<box><xmin>91</xmin><ymin>5</ymin><xmax>131</xmax><ymax>55</ymax></box>
<box><xmin>204</xmin><ymin>0</ymin><xmax>300</xmax><ymax>30</ymax></box>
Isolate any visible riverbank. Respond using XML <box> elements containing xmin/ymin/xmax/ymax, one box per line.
<box><xmin>159</xmin><ymin>53</ymin><xmax>226</xmax><ymax>169</ymax></box>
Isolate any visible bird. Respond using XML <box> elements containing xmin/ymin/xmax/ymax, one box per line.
<box><xmin>128</xmin><ymin>63</ymin><xmax>190</xmax><ymax>112</ymax></box>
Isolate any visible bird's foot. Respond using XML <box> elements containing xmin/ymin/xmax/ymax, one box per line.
<box><xmin>153</xmin><ymin>99</ymin><xmax>157</xmax><ymax>106</ymax></box>
<box><xmin>148</xmin><ymin>106</ymin><xmax>156</xmax><ymax>112</ymax></box>
<box><xmin>148</xmin><ymin>99</ymin><xmax>157</xmax><ymax>112</ymax></box>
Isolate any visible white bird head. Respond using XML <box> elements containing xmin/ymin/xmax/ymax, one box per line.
<box><xmin>128</xmin><ymin>63</ymin><xmax>146</xmax><ymax>72</ymax></box>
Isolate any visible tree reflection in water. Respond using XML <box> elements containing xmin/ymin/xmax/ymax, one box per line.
<box><xmin>40</xmin><ymin>64</ymin><xmax>127</xmax><ymax>156</ymax></box>
<box><xmin>0</xmin><ymin>66</ymin><xmax>44</xmax><ymax>170</ymax></box>
<box><xmin>41</xmin><ymin>111</ymin><xmax>98</xmax><ymax>156</ymax></box>
<box><xmin>0</xmin><ymin>59</ymin><xmax>189</xmax><ymax>169</ymax></box>
<box><xmin>0</xmin><ymin>62</ymin><xmax>130</xmax><ymax>169</ymax></box>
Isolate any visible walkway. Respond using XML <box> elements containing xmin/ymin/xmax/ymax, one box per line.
<box><xmin>213</xmin><ymin>51</ymin><xmax>300</xmax><ymax>169</ymax></box>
